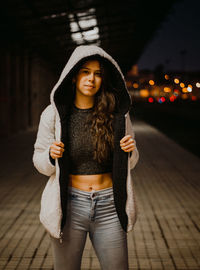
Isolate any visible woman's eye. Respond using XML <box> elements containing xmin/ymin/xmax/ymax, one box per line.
<box><xmin>81</xmin><ymin>70</ymin><xmax>89</xmax><ymax>74</ymax></box>
<box><xmin>96</xmin><ymin>73</ymin><xmax>101</xmax><ymax>77</ymax></box>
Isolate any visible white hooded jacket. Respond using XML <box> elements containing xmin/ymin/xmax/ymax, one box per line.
<box><xmin>33</xmin><ymin>45</ymin><xmax>139</xmax><ymax>241</ymax></box>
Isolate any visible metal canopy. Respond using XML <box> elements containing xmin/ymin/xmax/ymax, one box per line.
<box><xmin>1</xmin><ymin>0</ymin><xmax>179</xmax><ymax>73</ymax></box>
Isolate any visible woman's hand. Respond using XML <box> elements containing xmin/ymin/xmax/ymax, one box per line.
<box><xmin>120</xmin><ymin>135</ymin><xmax>135</xmax><ymax>153</ymax></box>
<box><xmin>50</xmin><ymin>141</ymin><xmax>65</xmax><ymax>159</ymax></box>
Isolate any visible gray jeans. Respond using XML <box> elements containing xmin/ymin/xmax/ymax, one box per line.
<box><xmin>50</xmin><ymin>186</ymin><xmax>129</xmax><ymax>270</ymax></box>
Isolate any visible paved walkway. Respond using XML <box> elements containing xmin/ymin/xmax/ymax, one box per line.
<box><xmin>0</xmin><ymin>119</ymin><xmax>199</xmax><ymax>270</ymax></box>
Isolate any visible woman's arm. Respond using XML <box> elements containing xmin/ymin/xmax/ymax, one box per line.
<box><xmin>32</xmin><ymin>105</ymin><xmax>56</xmax><ymax>176</ymax></box>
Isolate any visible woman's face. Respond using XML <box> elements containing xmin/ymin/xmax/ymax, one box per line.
<box><xmin>74</xmin><ymin>60</ymin><xmax>102</xmax><ymax>98</ymax></box>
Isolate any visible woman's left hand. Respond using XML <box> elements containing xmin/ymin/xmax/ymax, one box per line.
<box><xmin>120</xmin><ymin>135</ymin><xmax>135</xmax><ymax>153</ymax></box>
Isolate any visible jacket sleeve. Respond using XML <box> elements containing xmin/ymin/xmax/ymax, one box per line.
<box><xmin>32</xmin><ymin>105</ymin><xmax>56</xmax><ymax>176</ymax></box>
<box><xmin>126</xmin><ymin>112</ymin><xmax>139</xmax><ymax>170</ymax></box>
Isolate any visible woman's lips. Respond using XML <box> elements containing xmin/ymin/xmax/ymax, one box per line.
<box><xmin>85</xmin><ymin>85</ymin><xmax>94</xmax><ymax>88</ymax></box>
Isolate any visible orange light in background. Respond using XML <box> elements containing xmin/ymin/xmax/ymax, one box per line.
<box><xmin>182</xmin><ymin>87</ymin><xmax>188</xmax><ymax>93</ymax></box>
<box><xmin>191</xmin><ymin>96</ymin><xmax>197</xmax><ymax>101</ymax></box>
<box><xmin>126</xmin><ymin>81</ymin><xmax>132</xmax><ymax>87</ymax></box>
<box><xmin>133</xmin><ymin>83</ymin><xmax>139</xmax><ymax>88</ymax></box>
<box><xmin>149</xmin><ymin>80</ymin><xmax>155</xmax><ymax>86</ymax></box>
<box><xmin>139</xmin><ymin>78</ymin><xmax>145</xmax><ymax>83</ymax></box>
<box><xmin>148</xmin><ymin>97</ymin><xmax>154</xmax><ymax>103</ymax></box>
<box><xmin>188</xmin><ymin>84</ymin><xmax>192</xmax><ymax>88</ymax></box>
<box><xmin>164</xmin><ymin>87</ymin><xmax>171</xmax><ymax>93</ymax></box>
<box><xmin>182</xmin><ymin>94</ymin><xmax>188</xmax><ymax>99</ymax></box>
<box><xmin>140</xmin><ymin>89</ymin><xmax>149</xmax><ymax>98</ymax></box>
<box><xmin>180</xmin><ymin>82</ymin><xmax>185</xmax><ymax>88</ymax></box>
<box><xmin>174</xmin><ymin>78</ymin><xmax>179</xmax><ymax>84</ymax></box>
<box><xmin>165</xmin><ymin>74</ymin><xmax>169</xmax><ymax>80</ymax></box>
<box><xmin>150</xmin><ymin>87</ymin><xmax>160</xmax><ymax>97</ymax></box>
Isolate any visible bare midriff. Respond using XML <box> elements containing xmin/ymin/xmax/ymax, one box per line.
<box><xmin>69</xmin><ymin>173</ymin><xmax>113</xmax><ymax>191</ymax></box>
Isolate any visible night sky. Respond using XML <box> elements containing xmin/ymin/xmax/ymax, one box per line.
<box><xmin>137</xmin><ymin>0</ymin><xmax>200</xmax><ymax>72</ymax></box>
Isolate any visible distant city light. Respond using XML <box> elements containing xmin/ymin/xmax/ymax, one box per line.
<box><xmin>182</xmin><ymin>87</ymin><xmax>188</xmax><ymax>93</ymax></box>
<box><xmin>150</xmin><ymin>88</ymin><xmax>160</xmax><ymax>97</ymax></box>
<box><xmin>174</xmin><ymin>78</ymin><xmax>179</xmax><ymax>84</ymax></box>
<box><xmin>196</xmin><ymin>82</ymin><xmax>200</xmax><ymax>88</ymax></box>
<box><xmin>171</xmin><ymin>94</ymin><xmax>178</xmax><ymax>99</ymax></box>
<box><xmin>164</xmin><ymin>87</ymin><xmax>171</xmax><ymax>93</ymax></box>
<box><xmin>165</xmin><ymin>75</ymin><xmax>169</xmax><ymax>80</ymax></box>
<box><xmin>161</xmin><ymin>97</ymin><xmax>166</xmax><ymax>102</ymax></box>
<box><xmin>187</xmin><ymin>87</ymin><xmax>192</xmax><ymax>92</ymax></box>
<box><xmin>182</xmin><ymin>94</ymin><xmax>188</xmax><ymax>99</ymax></box>
<box><xmin>180</xmin><ymin>82</ymin><xmax>185</xmax><ymax>88</ymax></box>
<box><xmin>158</xmin><ymin>97</ymin><xmax>166</xmax><ymax>103</ymax></box>
<box><xmin>188</xmin><ymin>84</ymin><xmax>193</xmax><ymax>89</ymax></box>
<box><xmin>148</xmin><ymin>97</ymin><xmax>154</xmax><ymax>103</ymax></box>
<box><xmin>140</xmin><ymin>89</ymin><xmax>149</xmax><ymax>97</ymax></box>
<box><xmin>170</xmin><ymin>96</ymin><xmax>175</xmax><ymax>102</ymax></box>
<box><xmin>149</xmin><ymin>80</ymin><xmax>155</xmax><ymax>86</ymax></box>
<box><xmin>133</xmin><ymin>83</ymin><xmax>139</xmax><ymax>88</ymax></box>
<box><xmin>191</xmin><ymin>96</ymin><xmax>197</xmax><ymax>101</ymax></box>
<box><xmin>173</xmin><ymin>93</ymin><xmax>178</xmax><ymax>97</ymax></box>
<box><xmin>174</xmin><ymin>89</ymin><xmax>180</xmax><ymax>96</ymax></box>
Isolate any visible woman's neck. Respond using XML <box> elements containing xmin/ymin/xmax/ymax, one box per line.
<box><xmin>74</xmin><ymin>96</ymin><xmax>94</xmax><ymax>109</ymax></box>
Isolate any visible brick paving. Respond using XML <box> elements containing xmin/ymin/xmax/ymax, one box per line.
<box><xmin>0</xmin><ymin>119</ymin><xmax>199</xmax><ymax>270</ymax></box>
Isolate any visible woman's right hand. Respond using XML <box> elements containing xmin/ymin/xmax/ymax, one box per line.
<box><xmin>50</xmin><ymin>141</ymin><xmax>65</xmax><ymax>159</ymax></box>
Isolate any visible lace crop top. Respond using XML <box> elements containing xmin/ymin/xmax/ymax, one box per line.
<box><xmin>67</xmin><ymin>104</ymin><xmax>113</xmax><ymax>175</ymax></box>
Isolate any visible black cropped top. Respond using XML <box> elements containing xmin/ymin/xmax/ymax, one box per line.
<box><xmin>67</xmin><ymin>104</ymin><xmax>113</xmax><ymax>175</ymax></box>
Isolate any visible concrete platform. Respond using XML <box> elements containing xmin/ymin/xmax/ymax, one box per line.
<box><xmin>0</xmin><ymin>119</ymin><xmax>199</xmax><ymax>270</ymax></box>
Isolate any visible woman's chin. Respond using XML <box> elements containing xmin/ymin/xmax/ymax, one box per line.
<box><xmin>81</xmin><ymin>89</ymin><xmax>98</xmax><ymax>97</ymax></box>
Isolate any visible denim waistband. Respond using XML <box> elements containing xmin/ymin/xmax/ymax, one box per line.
<box><xmin>68</xmin><ymin>186</ymin><xmax>114</xmax><ymax>200</ymax></box>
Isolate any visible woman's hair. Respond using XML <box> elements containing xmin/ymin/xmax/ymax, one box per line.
<box><xmin>72</xmin><ymin>55</ymin><xmax>116</xmax><ymax>163</ymax></box>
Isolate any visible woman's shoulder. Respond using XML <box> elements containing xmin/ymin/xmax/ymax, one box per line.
<box><xmin>40</xmin><ymin>104</ymin><xmax>55</xmax><ymax>125</ymax></box>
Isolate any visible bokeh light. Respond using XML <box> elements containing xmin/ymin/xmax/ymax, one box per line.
<box><xmin>174</xmin><ymin>78</ymin><xmax>179</xmax><ymax>84</ymax></box>
<box><xmin>149</xmin><ymin>80</ymin><xmax>155</xmax><ymax>86</ymax></box>
<box><xmin>170</xmin><ymin>96</ymin><xmax>175</xmax><ymax>102</ymax></box>
<box><xmin>140</xmin><ymin>89</ymin><xmax>149</xmax><ymax>97</ymax></box>
<box><xmin>133</xmin><ymin>83</ymin><xmax>139</xmax><ymax>88</ymax></box>
<box><xmin>164</xmin><ymin>87</ymin><xmax>171</xmax><ymax>93</ymax></box>
<box><xmin>191</xmin><ymin>96</ymin><xmax>197</xmax><ymax>101</ymax></box>
<box><xmin>148</xmin><ymin>97</ymin><xmax>154</xmax><ymax>103</ymax></box>
<box><xmin>182</xmin><ymin>87</ymin><xmax>188</xmax><ymax>93</ymax></box>
<box><xmin>158</xmin><ymin>97</ymin><xmax>166</xmax><ymax>103</ymax></box>
<box><xmin>182</xmin><ymin>94</ymin><xmax>188</xmax><ymax>99</ymax></box>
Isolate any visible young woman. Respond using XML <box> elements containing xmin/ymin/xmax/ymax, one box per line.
<box><xmin>33</xmin><ymin>45</ymin><xmax>139</xmax><ymax>270</ymax></box>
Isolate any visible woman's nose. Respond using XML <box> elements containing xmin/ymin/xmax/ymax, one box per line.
<box><xmin>88</xmin><ymin>73</ymin><xmax>95</xmax><ymax>81</ymax></box>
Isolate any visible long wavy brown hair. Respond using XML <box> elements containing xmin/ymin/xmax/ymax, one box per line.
<box><xmin>72</xmin><ymin>55</ymin><xmax>116</xmax><ymax>164</ymax></box>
